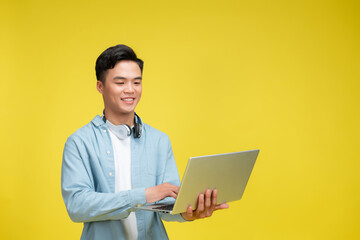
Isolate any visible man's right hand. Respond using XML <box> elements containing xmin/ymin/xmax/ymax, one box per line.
<box><xmin>145</xmin><ymin>183</ymin><xmax>179</xmax><ymax>203</ymax></box>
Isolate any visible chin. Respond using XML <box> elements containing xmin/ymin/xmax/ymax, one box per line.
<box><xmin>119</xmin><ymin>108</ymin><xmax>135</xmax><ymax>114</ymax></box>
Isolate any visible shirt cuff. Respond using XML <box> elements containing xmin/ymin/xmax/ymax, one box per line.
<box><xmin>174</xmin><ymin>213</ymin><xmax>189</xmax><ymax>222</ymax></box>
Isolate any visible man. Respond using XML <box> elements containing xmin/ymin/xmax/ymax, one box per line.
<box><xmin>61</xmin><ymin>44</ymin><xmax>228</xmax><ymax>239</ymax></box>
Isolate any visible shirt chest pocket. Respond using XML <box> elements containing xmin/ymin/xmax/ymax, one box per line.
<box><xmin>144</xmin><ymin>150</ymin><xmax>166</xmax><ymax>178</ymax></box>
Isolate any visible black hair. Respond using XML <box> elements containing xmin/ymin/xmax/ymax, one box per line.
<box><xmin>95</xmin><ymin>44</ymin><xmax>144</xmax><ymax>84</ymax></box>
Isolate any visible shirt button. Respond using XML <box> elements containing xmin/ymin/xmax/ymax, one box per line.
<box><xmin>109</xmin><ymin>172</ymin><xmax>113</xmax><ymax>176</ymax></box>
<box><xmin>103</xmin><ymin>129</ymin><xmax>107</xmax><ymax>133</ymax></box>
<box><xmin>106</xmin><ymin>150</ymin><xmax>111</xmax><ymax>155</ymax></box>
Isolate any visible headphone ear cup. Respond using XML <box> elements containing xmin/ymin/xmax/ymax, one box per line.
<box><xmin>133</xmin><ymin>113</ymin><xmax>142</xmax><ymax>138</ymax></box>
<box><xmin>134</xmin><ymin>123</ymin><xmax>140</xmax><ymax>138</ymax></box>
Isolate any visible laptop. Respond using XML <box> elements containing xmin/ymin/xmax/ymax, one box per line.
<box><xmin>135</xmin><ymin>149</ymin><xmax>259</xmax><ymax>215</ymax></box>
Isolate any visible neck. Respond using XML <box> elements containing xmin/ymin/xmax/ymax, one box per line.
<box><xmin>104</xmin><ymin>109</ymin><xmax>135</xmax><ymax>126</ymax></box>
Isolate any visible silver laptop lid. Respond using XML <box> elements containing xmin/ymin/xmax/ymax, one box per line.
<box><xmin>172</xmin><ymin>149</ymin><xmax>259</xmax><ymax>214</ymax></box>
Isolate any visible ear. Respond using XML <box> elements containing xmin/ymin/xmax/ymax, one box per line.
<box><xmin>97</xmin><ymin>81</ymin><xmax>104</xmax><ymax>94</ymax></box>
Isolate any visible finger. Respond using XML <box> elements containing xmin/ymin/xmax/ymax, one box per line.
<box><xmin>172</xmin><ymin>185</ymin><xmax>180</xmax><ymax>194</ymax></box>
<box><xmin>212</xmin><ymin>188</ymin><xmax>218</xmax><ymax>206</ymax></box>
<box><xmin>214</xmin><ymin>203</ymin><xmax>229</xmax><ymax>210</ymax></box>
<box><xmin>210</xmin><ymin>189</ymin><xmax>217</xmax><ymax>209</ymax></box>
<box><xmin>204</xmin><ymin>189</ymin><xmax>212</xmax><ymax>217</ymax></box>
<box><xmin>196</xmin><ymin>194</ymin><xmax>205</xmax><ymax>215</ymax></box>
<box><xmin>164</xmin><ymin>183</ymin><xmax>180</xmax><ymax>191</ymax></box>
<box><xmin>208</xmin><ymin>189</ymin><xmax>217</xmax><ymax>214</ymax></box>
<box><xmin>187</xmin><ymin>205</ymin><xmax>193</xmax><ymax>218</ymax></box>
<box><xmin>170</xmin><ymin>191</ymin><xmax>178</xmax><ymax>199</ymax></box>
<box><xmin>165</xmin><ymin>183</ymin><xmax>179</xmax><ymax>193</ymax></box>
<box><xmin>205</xmin><ymin>189</ymin><xmax>211</xmax><ymax>209</ymax></box>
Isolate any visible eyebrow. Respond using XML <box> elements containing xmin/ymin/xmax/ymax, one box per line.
<box><xmin>113</xmin><ymin>76</ymin><xmax>142</xmax><ymax>80</ymax></box>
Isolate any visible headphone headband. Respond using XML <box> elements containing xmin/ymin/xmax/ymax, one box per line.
<box><xmin>102</xmin><ymin>110</ymin><xmax>142</xmax><ymax>138</ymax></box>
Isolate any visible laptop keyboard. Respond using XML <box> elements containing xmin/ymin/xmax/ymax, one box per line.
<box><xmin>153</xmin><ymin>204</ymin><xmax>174</xmax><ymax>211</ymax></box>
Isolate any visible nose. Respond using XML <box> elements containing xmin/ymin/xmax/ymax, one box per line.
<box><xmin>124</xmin><ymin>82</ymin><xmax>135</xmax><ymax>93</ymax></box>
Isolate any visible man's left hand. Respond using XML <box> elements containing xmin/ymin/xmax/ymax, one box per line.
<box><xmin>180</xmin><ymin>189</ymin><xmax>229</xmax><ymax>221</ymax></box>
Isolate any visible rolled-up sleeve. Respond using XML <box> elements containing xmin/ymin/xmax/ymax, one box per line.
<box><xmin>61</xmin><ymin>136</ymin><xmax>146</xmax><ymax>223</ymax></box>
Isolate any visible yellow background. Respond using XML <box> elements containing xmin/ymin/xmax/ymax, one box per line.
<box><xmin>1</xmin><ymin>0</ymin><xmax>359</xmax><ymax>239</ymax></box>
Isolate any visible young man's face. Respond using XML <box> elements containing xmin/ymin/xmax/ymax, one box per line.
<box><xmin>97</xmin><ymin>60</ymin><xmax>142</xmax><ymax>116</ymax></box>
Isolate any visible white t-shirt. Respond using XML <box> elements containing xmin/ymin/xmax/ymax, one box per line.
<box><xmin>107</xmin><ymin>124</ymin><xmax>138</xmax><ymax>240</ymax></box>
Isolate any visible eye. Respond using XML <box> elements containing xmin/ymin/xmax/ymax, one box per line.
<box><xmin>116</xmin><ymin>82</ymin><xmax>124</xmax><ymax>85</ymax></box>
<box><xmin>134</xmin><ymin>81</ymin><xmax>141</xmax><ymax>85</ymax></box>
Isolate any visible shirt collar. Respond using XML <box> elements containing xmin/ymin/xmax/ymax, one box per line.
<box><xmin>91</xmin><ymin>113</ymin><xmax>144</xmax><ymax>138</ymax></box>
<box><xmin>91</xmin><ymin>115</ymin><xmax>106</xmax><ymax>127</ymax></box>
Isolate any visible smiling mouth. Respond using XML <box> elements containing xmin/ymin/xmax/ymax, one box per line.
<box><xmin>121</xmin><ymin>98</ymin><xmax>135</xmax><ymax>103</ymax></box>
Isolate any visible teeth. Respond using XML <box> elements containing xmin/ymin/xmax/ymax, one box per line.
<box><xmin>123</xmin><ymin>98</ymin><xmax>134</xmax><ymax>102</ymax></box>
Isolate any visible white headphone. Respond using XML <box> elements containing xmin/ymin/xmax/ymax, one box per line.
<box><xmin>105</xmin><ymin>120</ymin><xmax>132</xmax><ymax>140</ymax></box>
<box><xmin>103</xmin><ymin>111</ymin><xmax>142</xmax><ymax>140</ymax></box>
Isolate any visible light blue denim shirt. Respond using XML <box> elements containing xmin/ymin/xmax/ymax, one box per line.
<box><xmin>61</xmin><ymin>115</ymin><xmax>185</xmax><ymax>240</ymax></box>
